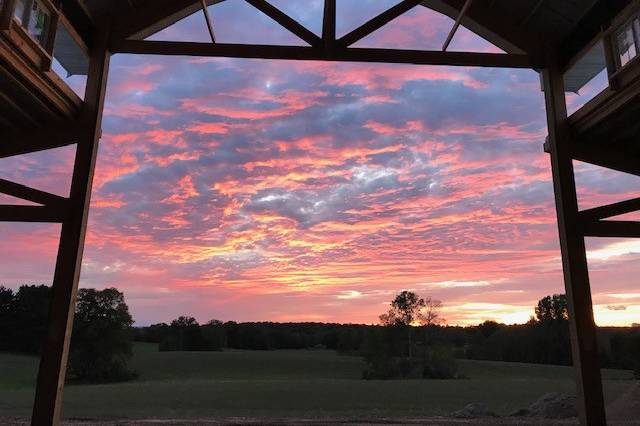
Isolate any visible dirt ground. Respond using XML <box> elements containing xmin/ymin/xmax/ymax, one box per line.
<box><xmin>3</xmin><ymin>384</ymin><xmax>639</xmax><ymax>426</ymax></box>
<box><xmin>1</xmin><ymin>418</ymin><xmax>639</xmax><ymax>425</ymax></box>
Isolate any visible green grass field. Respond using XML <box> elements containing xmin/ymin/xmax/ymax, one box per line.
<box><xmin>0</xmin><ymin>343</ymin><xmax>635</xmax><ymax>420</ymax></box>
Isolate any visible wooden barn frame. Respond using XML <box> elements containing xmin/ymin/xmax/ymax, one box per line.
<box><xmin>1</xmin><ymin>1</ymin><xmax>639</xmax><ymax>425</ymax></box>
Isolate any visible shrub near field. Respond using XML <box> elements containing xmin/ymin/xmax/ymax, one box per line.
<box><xmin>0</xmin><ymin>344</ymin><xmax>635</xmax><ymax>420</ymax></box>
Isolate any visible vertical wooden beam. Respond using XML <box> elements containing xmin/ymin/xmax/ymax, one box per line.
<box><xmin>0</xmin><ymin>0</ymin><xmax>18</xmax><ymax>30</ymax></box>
<box><xmin>603</xmin><ymin>31</ymin><xmax>619</xmax><ymax>90</ymax></box>
<box><xmin>322</xmin><ymin>0</ymin><xmax>336</xmax><ymax>50</ymax></box>
<box><xmin>542</xmin><ymin>61</ymin><xmax>607</xmax><ymax>426</ymax></box>
<box><xmin>31</xmin><ymin>27</ymin><xmax>111</xmax><ymax>426</ymax></box>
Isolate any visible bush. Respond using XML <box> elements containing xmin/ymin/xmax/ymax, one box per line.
<box><xmin>363</xmin><ymin>356</ymin><xmax>414</xmax><ymax>380</ymax></box>
<box><xmin>423</xmin><ymin>343</ymin><xmax>458</xmax><ymax>379</ymax></box>
<box><xmin>69</xmin><ymin>288</ymin><xmax>136</xmax><ymax>383</ymax></box>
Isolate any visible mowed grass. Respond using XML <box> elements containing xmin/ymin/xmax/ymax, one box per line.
<box><xmin>0</xmin><ymin>343</ymin><xmax>635</xmax><ymax>420</ymax></box>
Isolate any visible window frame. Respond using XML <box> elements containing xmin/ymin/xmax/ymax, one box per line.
<box><xmin>0</xmin><ymin>0</ymin><xmax>59</xmax><ymax>70</ymax></box>
<box><xmin>614</xmin><ymin>14</ymin><xmax>640</xmax><ymax>69</ymax></box>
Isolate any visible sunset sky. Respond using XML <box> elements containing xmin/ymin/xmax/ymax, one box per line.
<box><xmin>1</xmin><ymin>0</ymin><xmax>639</xmax><ymax>326</ymax></box>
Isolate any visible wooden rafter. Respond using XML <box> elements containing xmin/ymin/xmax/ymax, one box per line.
<box><xmin>200</xmin><ymin>0</ymin><xmax>216</xmax><ymax>43</ymax></box>
<box><xmin>0</xmin><ymin>125</ymin><xmax>80</xmax><ymax>158</ymax></box>
<box><xmin>244</xmin><ymin>0</ymin><xmax>321</xmax><ymax>48</ymax></box>
<box><xmin>0</xmin><ymin>178</ymin><xmax>68</xmax><ymax>207</ymax></box>
<box><xmin>336</xmin><ymin>0</ymin><xmax>423</xmax><ymax>48</ymax></box>
<box><xmin>111</xmin><ymin>0</ymin><xmax>226</xmax><ymax>41</ymax></box>
<box><xmin>108</xmin><ymin>0</ymin><xmax>546</xmax><ymax>55</ymax></box>
<box><xmin>559</xmin><ymin>0</ymin><xmax>633</xmax><ymax>69</ymax></box>
<box><xmin>581</xmin><ymin>220</ymin><xmax>640</xmax><ymax>238</ymax></box>
<box><xmin>421</xmin><ymin>0</ymin><xmax>542</xmax><ymax>55</ymax></box>
<box><xmin>0</xmin><ymin>41</ymin><xmax>81</xmax><ymax>120</ymax></box>
<box><xmin>579</xmin><ymin>197</ymin><xmax>640</xmax><ymax>221</ymax></box>
<box><xmin>0</xmin><ymin>204</ymin><xmax>68</xmax><ymax>222</ymax></box>
<box><xmin>112</xmin><ymin>40</ymin><xmax>540</xmax><ymax>68</ymax></box>
<box><xmin>571</xmin><ymin>144</ymin><xmax>640</xmax><ymax>177</ymax></box>
<box><xmin>0</xmin><ymin>85</ymin><xmax>40</xmax><ymax>125</ymax></box>
<box><xmin>442</xmin><ymin>0</ymin><xmax>473</xmax><ymax>51</ymax></box>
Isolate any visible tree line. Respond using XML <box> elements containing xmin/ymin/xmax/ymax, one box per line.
<box><xmin>133</xmin><ymin>292</ymin><xmax>640</xmax><ymax>378</ymax></box>
<box><xmin>1</xmin><ymin>285</ymin><xmax>639</xmax><ymax>383</ymax></box>
<box><xmin>0</xmin><ymin>285</ymin><xmax>135</xmax><ymax>382</ymax></box>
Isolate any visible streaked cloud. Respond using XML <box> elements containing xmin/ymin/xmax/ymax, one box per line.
<box><xmin>0</xmin><ymin>2</ymin><xmax>638</xmax><ymax>326</ymax></box>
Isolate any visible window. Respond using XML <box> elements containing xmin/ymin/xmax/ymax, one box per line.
<box><xmin>6</xmin><ymin>0</ymin><xmax>52</xmax><ymax>48</ymax></box>
<box><xmin>616</xmin><ymin>16</ymin><xmax>640</xmax><ymax>67</ymax></box>
<box><xmin>25</xmin><ymin>0</ymin><xmax>51</xmax><ymax>46</ymax></box>
<box><xmin>13</xmin><ymin>0</ymin><xmax>26</xmax><ymax>26</ymax></box>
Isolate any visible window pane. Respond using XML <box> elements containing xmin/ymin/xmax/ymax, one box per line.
<box><xmin>13</xmin><ymin>0</ymin><xmax>26</xmax><ymax>25</ymax></box>
<box><xmin>26</xmin><ymin>0</ymin><xmax>50</xmax><ymax>46</ymax></box>
<box><xmin>617</xmin><ymin>22</ymin><xmax>637</xmax><ymax>67</ymax></box>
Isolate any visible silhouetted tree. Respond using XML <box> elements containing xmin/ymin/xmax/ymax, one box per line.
<box><xmin>10</xmin><ymin>285</ymin><xmax>51</xmax><ymax>353</ymax></box>
<box><xmin>202</xmin><ymin>319</ymin><xmax>226</xmax><ymax>350</ymax></box>
<box><xmin>477</xmin><ymin>320</ymin><xmax>501</xmax><ymax>338</ymax></box>
<box><xmin>364</xmin><ymin>291</ymin><xmax>456</xmax><ymax>379</ymax></box>
<box><xmin>159</xmin><ymin>316</ymin><xmax>209</xmax><ymax>351</ymax></box>
<box><xmin>380</xmin><ymin>290</ymin><xmax>425</xmax><ymax>358</ymax></box>
<box><xmin>421</xmin><ymin>297</ymin><xmax>444</xmax><ymax>378</ymax></box>
<box><xmin>535</xmin><ymin>294</ymin><xmax>569</xmax><ymax>322</ymax></box>
<box><xmin>69</xmin><ymin>288</ymin><xmax>135</xmax><ymax>382</ymax></box>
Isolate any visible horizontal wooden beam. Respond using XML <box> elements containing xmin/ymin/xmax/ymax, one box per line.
<box><xmin>0</xmin><ymin>125</ymin><xmax>81</xmax><ymax>158</ymax></box>
<box><xmin>111</xmin><ymin>40</ymin><xmax>540</xmax><ymax>68</ymax></box>
<box><xmin>337</xmin><ymin>0</ymin><xmax>423</xmax><ymax>48</ymax></box>
<box><xmin>0</xmin><ymin>204</ymin><xmax>69</xmax><ymax>223</ymax></box>
<box><xmin>581</xmin><ymin>220</ymin><xmax>640</xmax><ymax>238</ymax></box>
<box><xmin>0</xmin><ymin>178</ymin><xmax>68</xmax><ymax>207</ymax></box>
<box><xmin>580</xmin><ymin>197</ymin><xmax>640</xmax><ymax>221</ymax></box>
<box><xmin>571</xmin><ymin>144</ymin><xmax>640</xmax><ymax>177</ymax></box>
<box><xmin>245</xmin><ymin>0</ymin><xmax>321</xmax><ymax>48</ymax></box>
<box><xmin>544</xmin><ymin>136</ymin><xmax>640</xmax><ymax>178</ymax></box>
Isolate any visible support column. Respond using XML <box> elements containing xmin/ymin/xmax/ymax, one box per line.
<box><xmin>542</xmin><ymin>63</ymin><xmax>606</xmax><ymax>425</ymax></box>
<box><xmin>31</xmin><ymin>29</ymin><xmax>111</xmax><ymax>426</ymax></box>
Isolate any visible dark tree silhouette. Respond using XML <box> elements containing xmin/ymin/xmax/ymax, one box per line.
<box><xmin>160</xmin><ymin>316</ymin><xmax>207</xmax><ymax>351</ymax></box>
<box><xmin>201</xmin><ymin>319</ymin><xmax>226</xmax><ymax>351</ymax></box>
<box><xmin>535</xmin><ymin>294</ymin><xmax>569</xmax><ymax>322</ymax></box>
<box><xmin>0</xmin><ymin>286</ymin><xmax>14</xmax><ymax>352</ymax></box>
<box><xmin>421</xmin><ymin>297</ymin><xmax>443</xmax><ymax>378</ymax></box>
<box><xmin>365</xmin><ymin>291</ymin><xmax>456</xmax><ymax>379</ymax></box>
<box><xmin>3</xmin><ymin>285</ymin><xmax>51</xmax><ymax>353</ymax></box>
<box><xmin>380</xmin><ymin>290</ymin><xmax>426</xmax><ymax>359</ymax></box>
<box><xmin>69</xmin><ymin>288</ymin><xmax>135</xmax><ymax>382</ymax></box>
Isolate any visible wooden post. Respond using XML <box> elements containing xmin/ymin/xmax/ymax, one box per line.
<box><xmin>31</xmin><ymin>28</ymin><xmax>110</xmax><ymax>426</ymax></box>
<box><xmin>0</xmin><ymin>0</ymin><xmax>18</xmax><ymax>30</ymax></box>
<box><xmin>322</xmin><ymin>0</ymin><xmax>336</xmax><ymax>49</ymax></box>
<box><xmin>542</xmin><ymin>61</ymin><xmax>607</xmax><ymax>425</ymax></box>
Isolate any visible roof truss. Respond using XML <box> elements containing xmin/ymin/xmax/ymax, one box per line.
<box><xmin>109</xmin><ymin>0</ymin><xmax>540</xmax><ymax>69</ymax></box>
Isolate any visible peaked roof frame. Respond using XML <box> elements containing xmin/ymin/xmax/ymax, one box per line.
<box><xmin>106</xmin><ymin>0</ymin><xmax>543</xmax><ymax>68</ymax></box>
